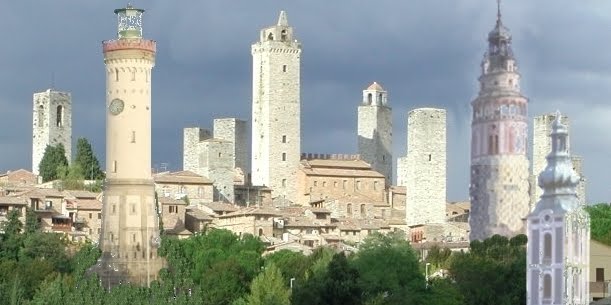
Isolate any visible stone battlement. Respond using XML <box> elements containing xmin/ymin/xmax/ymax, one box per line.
<box><xmin>103</xmin><ymin>39</ymin><xmax>156</xmax><ymax>53</ymax></box>
<box><xmin>300</xmin><ymin>153</ymin><xmax>361</xmax><ymax>161</ymax></box>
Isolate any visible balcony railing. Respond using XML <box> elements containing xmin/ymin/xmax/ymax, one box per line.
<box><xmin>590</xmin><ymin>281</ymin><xmax>610</xmax><ymax>295</ymax></box>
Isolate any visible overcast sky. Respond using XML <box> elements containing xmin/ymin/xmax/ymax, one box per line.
<box><xmin>0</xmin><ymin>1</ymin><xmax>609</xmax><ymax>203</ymax></box>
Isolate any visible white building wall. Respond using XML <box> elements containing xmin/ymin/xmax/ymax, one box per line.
<box><xmin>405</xmin><ymin>108</ymin><xmax>446</xmax><ymax>226</ymax></box>
<box><xmin>32</xmin><ymin>89</ymin><xmax>72</xmax><ymax>174</ymax></box>
<box><xmin>251</xmin><ymin>11</ymin><xmax>301</xmax><ymax>204</ymax></box>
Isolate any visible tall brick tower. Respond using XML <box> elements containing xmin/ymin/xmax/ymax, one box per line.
<box><xmin>94</xmin><ymin>5</ymin><xmax>163</xmax><ymax>287</ymax></box>
<box><xmin>251</xmin><ymin>11</ymin><xmax>301</xmax><ymax>204</ymax></box>
<box><xmin>358</xmin><ymin>82</ymin><xmax>392</xmax><ymax>185</ymax></box>
<box><xmin>469</xmin><ymin>2</ymin><xmax>530</xmax><ymax>241</ymax></box>
<box><xmin>32</xmin><ymin>89</ymin><xmax>72</xmax><ymax>175</ymax></box>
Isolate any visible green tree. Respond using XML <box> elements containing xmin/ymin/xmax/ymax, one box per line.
<box><xmin>245</xmin><ymin>263</ymin><xmax>291</xmax><ymax>305</ymax></box>
<box><xmin>24</xmin><ymin>208</ymin><xmax>40</xmax><ymax>235</ymax></box>
<box><xmin>39</xmin><ymin>144</ymin><xmax>69</xmax><ymax>182</ymax></box>
<box><xmin>585</xmin><ymin>204</ymin><xmax>611</xmax><ymax>246</ymax></box>
<box><xmin>0</xmin><ymin>209</ymin><xmax>24</xmax><ymax>261</ymax></box>
<box><xmin>449</xmin><ymin>234</ymin><xmax>527</xmax><ymax>305</ymax></box>
<box><xmin>73</xmin><ymin>138</ymin><xmax>105</xmax><ymax>180</ymax></box>
<box><xmin>322</xmin><ymin>253</ymin><xmax>362</xmax><ymax>305</ymax></box>
<box><xmin>264</xmin><ymin>249</ymin><xmax>309</xmax><ymax>283</ymax></box>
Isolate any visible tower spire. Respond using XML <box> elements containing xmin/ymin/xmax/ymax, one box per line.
<box><xmin>277</xmin><ymin>10</ymin><xmax>288</xmax><ymax>26</ymax></box>
<box><xmin>497</xmin><ymin>0</ymin><xmax>502</xmax><ymax>24</ymax></box>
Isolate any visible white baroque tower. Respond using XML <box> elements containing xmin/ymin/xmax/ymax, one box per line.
<box><xmin>251</xmin><ymin>11</ymin><xmax>301</xmax><ymax>204</ymax></box>
<box><xmin>95</xmin><ymin>5</ymin><xmax>163</xmax><ymax>287</ymax></box>
<box><xmin>526</xmin><ymin>113</ymin><xmax>590</xmax><ymax>305</ymax></box>
<box><xmin>531</xmin><ymin>113</ymin><xmax>586</xmax><ymax>208</ymax></box>
<box><xmin>404</xmin><ymin>108</ymin><xmax>446</xmax><ymax>226</ymax></box>
<box><xmin>357</xmin><ymin>82</ymin><xmax>392</xmax><ymax>185</ymax></box>
<box><xmin>469</xmin><ymin>4</ymin><xmax>530</xmax><ymax>241</ymax></box>
<box><xmin>32</xmin><ymin>89</ymin><xmax>72</xmax><ymax>175</ymax></box>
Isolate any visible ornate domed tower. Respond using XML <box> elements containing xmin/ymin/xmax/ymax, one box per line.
<box><xmin>94</xmin><ymin>5</ymin><xmax>164</xmax><ymax>288</ymax></box>
<box><xmin>469</xmin><ymin>2</ymin><xmax>531</xmax><ymax>241</ymax></box>
<box><xmin>526</xmin><ymin>113</ymin><xmax>590</xmax><ymax>305</ymax></box>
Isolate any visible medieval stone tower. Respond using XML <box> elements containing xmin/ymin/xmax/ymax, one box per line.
<box><xmin>32</xmin><ymin>89</ymin><xmax>72</xmax><ymax>175</ymax></box>
<box><xmin>403</xmin><ymin>108</ymin><xmax>446</xmax><ymax>226</ymax></box>
<box><xmin>526</xmin><ymin>113</ymin><xmax>590</xmax><ymax>305</ymax></box>
<box><xmin>357</xmin><ymin>82</ymin><xmax>392</xmax><ymax>185</ymax></box>
<box><xmin>469</xmin><ymin>4</ymin><xmax>530</xmax><ymax>241</ymax></box>
<box><xmin>95</xmin><ymin>5</ymin><xmax>163</xmax><ymax>287</ymax></box>
<box><xmin>531</xmin><ymin>113</ymin><xmax>586</xmax><ymax>208</ymax></box>
<box><xmin>251</xmin><ymin>11</ymin><xmax>301</xmax><ymax>204</ymax></box>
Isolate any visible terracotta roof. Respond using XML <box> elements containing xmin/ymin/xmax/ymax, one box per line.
<box><xmin>327</xmin><ymin>193</ymin><xmax>380</xmax><ymax>204</ymax></box>
<box><xmin>71</xmin><ymin>199</ymin><xmax>102</xmax><ymax>210</ymax></box>
<box><xmin>284</xmin><ymin>216</ymin><xmax>335</xmax><ymax>228</ymax></box>
<box><xmin>158</xmin><ymin>197</ymin><xmax>188</xmax><ymax>205</ymax></box>
<box><xmin>220</xmin><ymin>206</ymin><xmax>281</xmax><ymax>218</ymax></box>
<box><xmin>67</xmin><ymin>190</ymin><xmax>99</xmax><ymax>199</ymax></box>
<box><xmin>165</xmin><ymin>226</ymin><xmax>193</xmax><ymax>236</ymax></box>
<box><xmin>186</xmin><ymin>209</ymin><xmax>214</xmax><ymax>220</ymax></box>
<box><xmin>366</xmin><ymin>81</ymin><xmax>384</xmax><ymax>91</ymax></box>
<box><xmin>300</xmin><ymin>161</ymin><xmax>384</xmax><ymax>178</ymax></box>
<box><xmin>0</xmin><ymin>196</ymin><xmax>27</xmax><ymax>205</ymax></box>
<box><xmin>278</xmin><ymin>206</ymin><xmax>306</xmax><ymax>216</ymax></box>
<box><xmin>154</xmin><ymin>171</ymin><xmax>212</xmax><ymax>184</ymax></box>
<box><xmin>202</xmin><ymin>202</ymin><xmax>239</xmax><ymax>212</ymax></box>
<box><xmin>21</xmin><ymin>188</ymin><xmax>66</xmax><ymax>198</ymax></box>
<box><xmin>390</xmin><ymin>186</ymin><xmax>406</xmax><ymax>194</ymax></box>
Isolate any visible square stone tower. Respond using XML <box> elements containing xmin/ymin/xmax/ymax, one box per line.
<box><xmin>251</xmin><ymin>11</ymin><xmax>301</xmax><ymax>204</ymax></box>
<box><xmin>531</xmin><ymin>113</ymin><xmax>586</xmax><ymax>208</ymax></box>
<box><xmin>357</xmin><ymin>82</ymin><xmax>392</xmax><ymax>185</ymax></box>
<box><xmin>32</xmin><ymin>89</ymin><xmax>72</xmax><ymax>174</ymax></box>
<box><xmin>214</xmin><ymin>118</ymin><xmax>250</xmax><ymax>182</ymax></box>
<box><xmin>403</xmin><ymin>108</ymin><xmax>447</xmax><ymax>226</ymax></box>
<box><xmin>183</xmin><ymin>127</ymin><xmax>212</xmax><ymax>173</ymax></box>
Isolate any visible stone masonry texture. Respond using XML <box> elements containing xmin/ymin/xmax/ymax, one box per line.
<box><xmin>32</xmin><ymin>89</ymin><xmax>72</xmax><ymax>174</ymax></box>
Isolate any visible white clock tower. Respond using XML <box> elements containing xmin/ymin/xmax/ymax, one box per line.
<box><xmin>94</xmin><ymin>5</ymin><xmax>164</xmax><ymax>288</ymax></box>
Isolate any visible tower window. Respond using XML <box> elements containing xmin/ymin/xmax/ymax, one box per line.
<box><xmin>131</xmin><ymin>131</ymin><xmax>136</xmax><ymax>143</ymax></box>
<box><xmin>282</xmin><ymin>179</ymin><xmax>286</xmax><ymax>187</ymax></box>
<box><xmin>56</xmin><ymin>105</ymin><xmax>64</xmax><ymax>127</ymax></box>
<box><xmin>282</xmin><ymin>135</ymin><xmax>287</xmax><ymax>143</ymax></box>
<box><xmin>360</xmin><ymin>204</ymin><xmax>366</xmax><ymax>216</ymax></box>
<box><xmin>282</xmin><ymin>153</ymin><xmax>286</xmax><ymax>161</ymax></box>
<box><xmin>267</xmin><ymin>32</ymin><xmax>274</xmax><ymax>41</ymax></box>
<box><xmin>283</xmin><ymin>65</ymin><xmax>287</xmax><ymax>72</ymax></box>
<box><xmin>378</xmin><ymin>93</ymin><xmax>383</xmax><ymax>104</ymax></box>
<box><xmin>218</xmin><ymin>152</ymin><xmax>222</xmax><ymax>158</ymax></box>
<box><xmin>367</xmin><ymin>93</ymin><xmax>373</xmax><ymax>104</ymax></box>
<box><xmin>131</xmin><ymin>69</ymin><xmax>136</xmax><ymax>81</ymax></box>
<box><xmin>374</xmin><ymin>181</ymin><xmax>378</xmax><ymax>190</ymax></box>
<box><xmin>112</xmin><ymin>161</ymin><xmax>117</xmax><ymax>173</ymax></box>
<box><xmin>543</xmin><ymin>233</ymin><xmax>552</xmax><ymax>263</ymax></box>
<box><xmin>428</xmin><ymin>154</ymin><xmax>432</xmax><ymax>161</ymax></box>
<box><xmin>281</xmin><ymin>29</ymin><xmax>287</xmax><ymax>41</ymax></box>
<box><xmin>543</xmin><ymin>274</ymin><xmax>552</xmax><ymax>299</ymax></box>
<box><xmin>115</xmin><ymin>68</ymin><xmax>119</xmax><ymax>81</ymax></box>
<box><xmin>38</xmin><ymin>105</ymin><xmax>44</xmax><ymax>127</ymax></box>
<box><xmin>346</xmin><ymin>203</ymin><xmax>352</xmax><ymax>215</ymax></box>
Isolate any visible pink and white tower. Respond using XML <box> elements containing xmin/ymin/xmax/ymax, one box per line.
<box><xmin>526</xmin><ymin>113</ymin><xmax>590</xmax><ymax>305</ymax></box>
<box><xmin>469</xmin><ymin>2</ymin><xmax>530</xmax><ymax>241</ymax></box>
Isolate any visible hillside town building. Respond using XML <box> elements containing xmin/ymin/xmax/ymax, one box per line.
<box><xmin>32</xmin><ymin>89</ymin><xmax>72</xmax><ymax>175</ymax></box>
<box><xmin>469</xmin><ymin>6</ymin><xmax>530</xmax><ymax>241</ymax></box>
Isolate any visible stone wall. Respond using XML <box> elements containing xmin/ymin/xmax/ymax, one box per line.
<box><xmin>183</xmin><ymin>127</ymin><xmax>211</xmax><ymax>173</ymax></box>
<box><xmin>251</xmin><ymin>13</ymin><xmax>301</xmax><ymax>204</ymax></box>
<box><xmin>404</xmin><ymin>108</ymin><xmax>447</xmax><ymax>227</ymax></box>
<box><xmin>213</xmin><ymin>118</ymin><xmax>250</xmax><ymax>183</ymax></box>
<box><xmin>198</xmin><ymin>140</ymin><xmax>235</xmax><ymax>202</ymax></box>
<box><xmin>32</xmin><ymin>90</ymin><xmax>72</xmax><ymax>174</ymax></box>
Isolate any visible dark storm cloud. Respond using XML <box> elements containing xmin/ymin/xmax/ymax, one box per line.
<box><xmin>0</xmin><ymin>1</ymin><xmax>608</xmax><ymax>203</ymax></box>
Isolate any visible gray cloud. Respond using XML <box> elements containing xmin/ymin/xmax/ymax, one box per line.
<box><xmin>0</xmin><ymin>0</ymin><xmax>608</xmax><ymax>203</ymax></box>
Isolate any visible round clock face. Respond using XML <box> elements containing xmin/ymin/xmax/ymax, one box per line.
<box><xmin>109</xmin><ymin>98</ymin><xmax>125</xmax><ymax>115</ymax></box>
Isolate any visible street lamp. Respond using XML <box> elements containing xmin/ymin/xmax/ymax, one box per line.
<box><xmin>425</xmin><ymin>263</ymin><xmax>431</xmax><ymax>289</ymax></box>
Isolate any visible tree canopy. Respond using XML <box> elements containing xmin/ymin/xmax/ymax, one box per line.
<box><xmin>585</xmin><ymin>203</ymin><xmax>611</xmax><ymax>246</ymax></box>
<box><xmin>38</xmin><ymin>143</ymin><xmax>69</xmax><ymax>182</ymax></box>
<box><xmin>73</xmin><ymin>138</ymin><xmax>105</xmax><ymax>180</ymax></box>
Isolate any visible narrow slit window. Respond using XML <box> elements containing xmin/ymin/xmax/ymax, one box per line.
<box><xmin>115</xmin><ymin>68</ymin><xmax>119</xmax><ymax>81</ymax></box>
<box><xmin>112</xmin><ymin>160</ymin><xmax>117</xmax><ymax>173</ymax></box>
<box><xmin>283</xmin><ymin>65</ymin><xmax>287</xmax><ymax>72</ymax></box>
<box><xmin>428</xmin><ymin>154</ymin><xmax>432</xmax><ymax>161</ymax></box>
<box><xmin>131</xmin><ymin>69</ymin><xmax>136</xmax><ymax>81</ymax></box>
<box><xmin>282</xmin><ymin>153</ymin><xmax>286</xmax><ymax>161</ymax></box>
<box><xmin>131</xmin><ymin>131</ymin><xmax>136</xmax><ymax>143</ymax></box>
<box><xmin>282</xmin><ymin>135</ymin><xmax>287</xmax><ymax>143</ymax></box>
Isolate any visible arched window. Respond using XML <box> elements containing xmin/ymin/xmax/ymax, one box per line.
<box><xmin>56</xmin><ymin>105</ymin><xmax>63</xmax><ymax>127</ymax></box>
<box><xmin>346</xmin><ymin>203</ymin><xmax>352</xmax><ymax>215</ymax></box>
<box><xmin>267</xmin><ymin>32</ymin><xmax>274</xmax><ymax>41</ymax></box>
<box><xmin>378</xmin><ymin>93</ymin><xmax>383</xmax><ymax>104</ymax></box>
<box><xmin>360</xmin><ymin>204</ymin><xmax>366</xmax><ymax>217</ymax></box>
<box><xmin>38</xmin><ymin>105</ymin><xmax>44</xmax><ymax>127</ymax></box>
<box><xmin>367</xmin><ymin>93</ymin><xmax>373</xmax><ymax>104</ymax></box>
<box><xmin>258</xmin><ymin>228</ymin><xmax>263</xmax><ymax>236</ymax></box>
<box><xmin>543</xmin><ymin>233</ymin><xmax>552</xmax><ymax>263</ymax></box>
<box><xmin>543</xmin><ymin>274</ymin><xmax>552</xmax><ymax>299</ymax></box>
<box><xmin>281</xmin><ymin>30</ymin><xmax>287</xmax><ymax>41</ymax></box>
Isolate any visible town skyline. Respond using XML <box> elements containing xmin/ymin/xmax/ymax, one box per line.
<box><xmin>0</xmin><ymin>0</ymin><xmax>609</xmax><ymax>203</ymax></box>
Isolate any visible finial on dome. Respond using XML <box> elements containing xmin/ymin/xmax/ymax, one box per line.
<box><xmin>497</xmin><ymin>0</ymin><xmax>502</xmax><ymax>24</ymax></box>
<box><xmin>277</xmin><ymin>11</ymin><xmax>288</xmax><ymax>26</ymax></box>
